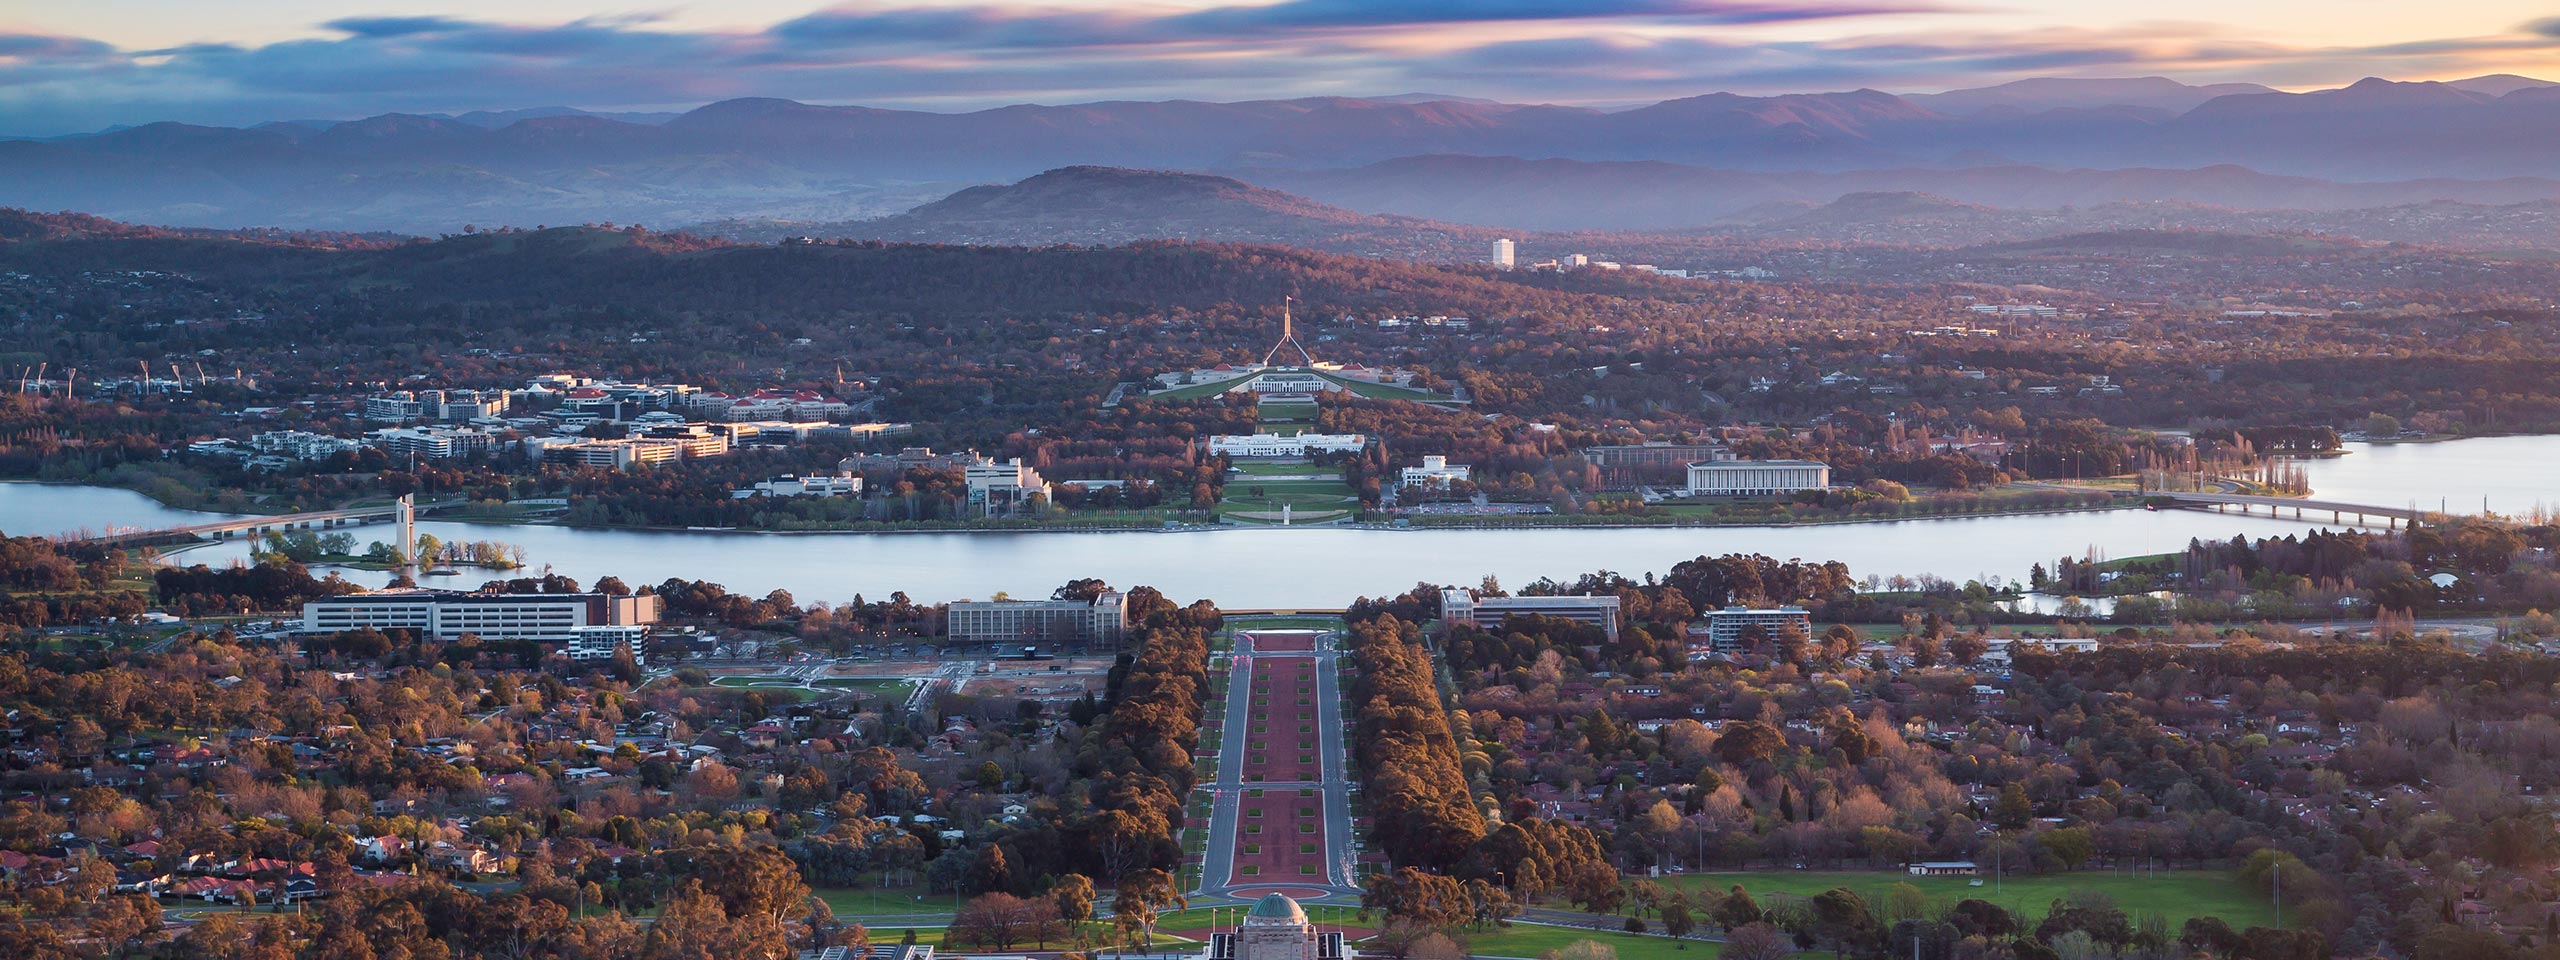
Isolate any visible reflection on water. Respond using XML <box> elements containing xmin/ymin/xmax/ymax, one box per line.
<box><xmin>5</xmin><ymin>432</ymin><xmax>2547</xmax><ymax>607</ymax></box>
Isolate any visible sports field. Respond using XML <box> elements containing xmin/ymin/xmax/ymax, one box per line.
<box><xmin>1663</xmin><ymin>869</ymin><xmax>2275</xmax><ymax>931</ymax></box>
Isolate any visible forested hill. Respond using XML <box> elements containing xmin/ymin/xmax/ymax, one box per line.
<box><xmin>0</xmin><ymin>208</ymin><xmax>404</xmax><ymax>248</ymax></box>
<box><xmin>0</xmin><ymin>222</ymin><xmax>1690</xmax><ymax>322</ymax></box>
<box><xmin>697</xmin><ymin>166</ymin><xmax>1501</xmax><ymax>261</ymax></box>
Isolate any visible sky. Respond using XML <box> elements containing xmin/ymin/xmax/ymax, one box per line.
<box><xmin>4</xmin><ymin>0</ymin><xmax>2559</xmax><ymax>135</ymax></box>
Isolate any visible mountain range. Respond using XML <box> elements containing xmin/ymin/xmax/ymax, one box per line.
<box><xmin>8</xmin><ymin>74</ymin><xmax>2560</xmax><ymax>236</ymax></box>
<box><xmin>698</xmin><ymin>167</ymin><xmax>2560</xmax><ymax>256</ymax></box>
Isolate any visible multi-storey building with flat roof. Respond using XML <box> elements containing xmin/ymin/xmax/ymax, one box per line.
<box><xmin>1439</xmin><ymin>590</ymin><xmax>1622</xmax><ymax>640</ymax></box>
<box><xmin>1684</xmin><ymin>459</ymin><xmax>1830</xmax><ymax>497</ymax></box>
<box><xmin>946</xmin><ymin>592</ymin><xmax>1129</xmax><ymax>647</ymax></box>
<box><xmin>964</xmin><ymin>457</ymin><xmax>1050</xmax><ymax>514</ymax></box>
<box><xmin>1581</xmin><ymin>442</ymin><xmax>1736</xmax><ymax>487</ymax></box>
<box><xmin>301</xmin><ymin>591</ymin><xmax>660</xmax><ymax>642</ymax></box>
<box><xmin>566</xmin><ymin>624</ymin><xmax>649</xmax><ymax>666</ymax></box>
<box><xmin>1700</xmin><ymin>606</ymin><xmax>1812</xmax><ymax>653</ymax></box>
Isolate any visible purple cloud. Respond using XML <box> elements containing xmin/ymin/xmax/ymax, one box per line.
<box><xmin>3</xmin><ymin>3</ymin><xmax>2560</xmax><ymax>136</ymax></box>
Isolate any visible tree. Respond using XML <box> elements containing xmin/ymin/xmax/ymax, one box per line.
<box><xmin>952</xmin><ymin>892</ymin><xmax>1061</xmax><ymax>951</ymax></box>
<box><xmin>1883</xmin><ymin>883</ymin><xmax>1928</xmax><ymax>924</ymax></box>
<box><xmin>1053</xmin><ymin>873</ymin><xmax>1096</xmax><ymax>927</ymax></box>
<box><xmin>2180</xmin><ymin>916</ymin><xmax>2244</xmax><ymax>956</ymax></box>
<box><xmin>1408</xmin><ymin>931</ymin><xmax>1468</xmax><ymax>960</ymax></box>
<box><xmin>2040</xmin><ymin>827</ymin><xmax>2095</xmax><ymax>871</ymax></box>
<box><xmin>1992</xmin><ymin>783</ymin><xmax>2033</xmax><ymax>830</ymax></box>
<box><xmin>1113</xmin><ymin>867</ymin><xmax>1184</xmax><ymax>948</ymax></box>
<box><xmin>1714</xmin><ymin>885</ymin><xmax>1764</xmax><ymax>930</ymax></box>
<box><xmin>1659</xmin><ymin>895</ymin><xmax>1696</xmax><ymax>947</ymax></box>
<box><xmin>1722</xmin><ymin>923</ymin><xmax>1793</xmax><ymax>960</ymax></box>
<box><xmin>693</xmin><ymin>846</ymin><xmax>811</xmax><ymax>922</ymax></box>
<box><xmin>1366</xmin><ymin>866</ymin><xmax>1471</xmax><ymax>930</ymax></box>
<box><xmin>1541</xmin><ymin>939</ymin><xmax>1617</xmax><ymax>960</ymax></box>
<box><xmin>1949</xmin><ymin>900</ymin><xmax>2015</xmax><ymax>939</ymax></box>
<box><xmin>1713</xmin><ymin>721</ymin><xmax>1784</xmax><ymax>767</ymax></box>
<box><xmin>969</xmin><ymin>843</ymin><xmax>1016</xmax><ymax>895</ymax></box>
<box><xmin>1808</xmin><ymin>888</ymin><xmax>1878</xmax><ymax>958</ymax></box>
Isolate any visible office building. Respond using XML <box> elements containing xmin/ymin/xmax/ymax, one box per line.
<box><xmin>1582</xmin><ymin>442</ymin><xmax>1736</xmax><ymax>487</ymax></box>
<box><xmin>1399</xmin><ymin>455</ymin><xmax>1471</xmax><ymax>488</ymax></box>
<box><xmin>1684</xmin><ymin>459</ymin><xmax>1830</xmax><ymax>497</ymax></box>
<box><xmin>634</xmin><ymin>424</ymin><xmax>733</xmax><ymax>459</ymax></box>
<box><xmin>946</xmin><ymin>592</ymin><xmax>1128</xmax><ymax>647</ymax></box>
<box><xmin>374</xmin><ymin>426</ymin><xmax>496</xmax><ymax>460</ymax></box>
<box><xmin>1491</xmin><ymin>238</ymin><xmax>1515</xmax><ymax>270</ymax></box>
<box><xmin>1700</xmin><ymin>606</ymin><xmax>1811</xmax><ymax>653</ymax></box>
<box><xmin>365</xmin><ymin>392</ymin><xmax>432</xmax><ymax>423</ymax></box>
<box><xmin>965</xmin><ymin>457</ymin><xmax>1051</xmax><ymax>514</ymax></box>
<box><xmin>301</xmin><ymin>591</ymin><xmax>661</xmax><ymax>642</ymax></box>
<box><xmin>1439</xmin><ymin>590</ymin><xmax>1621</xmax><ymax>640</ymax></box>
<box><xmin>539</xmin><ymin>439</ymin><xmax>681</xmax><ymax>470</ymax></box>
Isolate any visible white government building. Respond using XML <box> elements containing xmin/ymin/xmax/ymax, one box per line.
<box><xmin>1398</xmin><ymin>455</ymin><xmax>1471</xmax><ymax>488</ymax></box>
<box><xmin>1208</xmin><ymin>434</ymin><xmax>1369</xmax><ymax>458</ymax></box>
<box><xmin>1683</xmin><ymin>459</ymin><xmax>1831</xmax><ymax>496</ymax></box>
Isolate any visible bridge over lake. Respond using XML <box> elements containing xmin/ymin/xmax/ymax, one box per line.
<box><xmin>2157</xmin><ymin>492</ymin><xmax>2424</xmax><ymax>528</ymax></box>
<box><xmin>67</xmin><ymin>496</ymin><xmax>447</xmax><ymax>548</ymax></box>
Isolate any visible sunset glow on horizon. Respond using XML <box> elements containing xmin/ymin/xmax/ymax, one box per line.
<box><xmin>5</xmin><ymin>0</ymin><xmax>2559</xmax><ymax>134</ymax></box>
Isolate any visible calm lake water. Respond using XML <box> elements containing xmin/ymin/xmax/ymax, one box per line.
<box><xmin>2290</xmin><ymin>435</ymin><xmax>2560</xmax><ymax>518</ymax></box>
<box><xmin>2</xmin><ymin>434</ymin><xmax>2549</xmax><ymax>607</ymax></box>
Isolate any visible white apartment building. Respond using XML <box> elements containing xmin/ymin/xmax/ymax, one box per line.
<box><xmin>301</xmin><ymin>591</ymin><xmax>661</xmax><ymax>642</ymax></box>
<box><xmin>249</xmin><ymin>430</ymin><xmax>360</xmax><ymax>461</ymax></box>
<box><xmin>1700</xmin><ymin>606</ymin><xmax>1812</xmax><ymax>653</ymax></box>
<box><xmin>1491</xmin><ymin>238</ymin><xmax>1515</xmax><ymax>270</ymax></box>
<box><xmin>1399</xmin><ymin>455</ymin><xmax>1471</xmax><ymax>488</ymax></box>
<box><xmin>567</xmin><ymin>625</ymin><xmax>649</xmax><ymax>666</ymax></box>
<box><xmin>1206</xmin><ymin>434</ymin><xmax>1368</xmax><ymax>458</ymax></box>
<box><xmin>374</xmin><ymin>426</ymin><xmax>497</xmax><ymax>460</ymax></box>
<box><xmin>1684</xmin><ymin>459</ymin><xmax>1831</xmax><ymax>497</ymax></box>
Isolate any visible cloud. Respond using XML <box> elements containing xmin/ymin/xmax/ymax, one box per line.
<box><xmin>3</xmin><ymin>3</ymin><xmax>2560</xmax><ymax>135</ymax></box>
<box><xmin>0</xmin><ymin>33</ymin><xmax>119</xmax><ymax>62</ymax></box>
<box><xmin>1165</xmin><ymin>0</ymin><xmax>1945</xmax><ymax>30</ymax></box>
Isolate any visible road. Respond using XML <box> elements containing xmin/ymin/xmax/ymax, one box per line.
<box><xmin>1194</xmin><ymin>628</ymin><xmax>1361</xmax><ymax>903</ymax></box>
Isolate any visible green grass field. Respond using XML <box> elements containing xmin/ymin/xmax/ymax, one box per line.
<box><xmin>1148</xmin><ymin>375</ymin><xmax>1260</xmax><ymax>401</ymax></box>
<box><xmin>702</xmin><ymin>678</ymin><xmax>821</xmax><ymax>701</ymax></box>
<box><xmin>817</xmin><ymin>887</ymin><xmax>963</xmax><ymax>919</ymax></box>
<box><xmin>1311</xmin><ymin>372</ymin><xmax>1455</xmax><ymax>403</ymax></box>
<box><xmin>813</xmin><ymin>677</ymin><xmax>922</xmax><ymax>697</ymax></box>
<box><xmin>1663</xmin><ymin>869</ymin><xmax>2275</xmax><ymax>931</ymax></box>
<box><xmin>1460</xmin><ymin>923</ymin><xmax>1722</xmax><ymax>960</ymax></box>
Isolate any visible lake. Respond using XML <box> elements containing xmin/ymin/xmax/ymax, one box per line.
<box><xmin>2</xmin><ymin>434</ymin><xmax>2547</xmax><ymax>607</ymax></box>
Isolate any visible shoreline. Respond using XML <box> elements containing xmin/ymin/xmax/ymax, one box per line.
<box><xmin>15</xmin><ymin>481</ymin><xmax>2345</xmax><ymax>540</ymax></box>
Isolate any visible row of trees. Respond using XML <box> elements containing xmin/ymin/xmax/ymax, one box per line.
<box><xmin>1347</xmin><ymin>614</ymin><xmax>1487</xmax><ymax>871</ymax></box>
